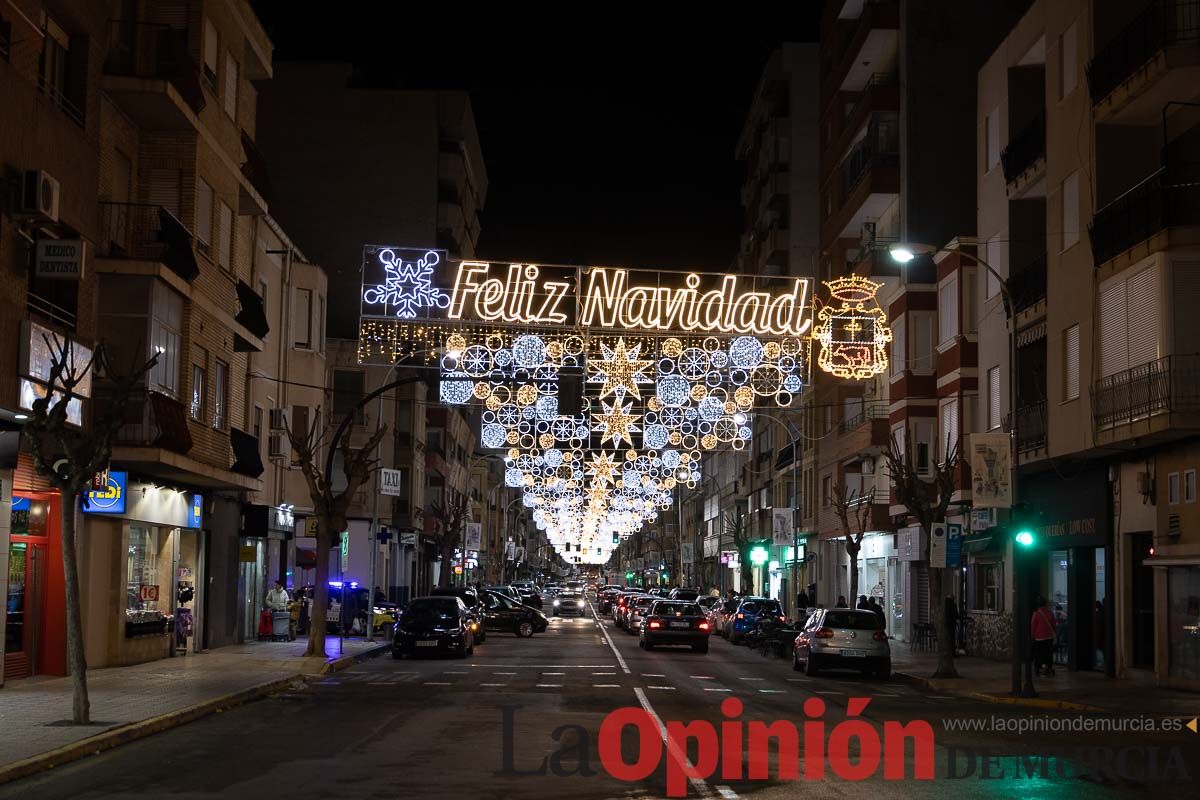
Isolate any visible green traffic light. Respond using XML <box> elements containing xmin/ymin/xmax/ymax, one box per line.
<box><xmin>1015</xmin><ymin>530</ymin><xmax>1035</xmax><ymax>547</ymax></box>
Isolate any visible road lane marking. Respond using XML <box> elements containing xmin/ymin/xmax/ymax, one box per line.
<box><xmin>494</xmin><ymin>672</ymin><xmax>517</xmax><ymax>675</ymax></box>
<box><xmin>593</xmin><ymin>684</ymin><xmax>621</xmax><ymax>688</ymax></box>
<box><xmin>536</xmin><ymin>683</ymin><xmax>563</xmax><ymax>688</ymax></box>
<box><xmin>542</xmin><ymin>672</ymin><xmax>565</xmax><ymax>675</ymax></box>
<box><xmin>739</xmin><ymin>677</ymin><xmax>764</xmax><ymax>681</ymax></box>
<box><xmin>814</xmin><ymin>690</ymin><xmax>843</xmax><ymax>695</ymax></box>
<box><xmin>480</xmin><ymin>683</ymin><xmax>506</xmax><ymax>687</ymax></box>
<box><xmin>647</xmin><ymin>685</ymin><xmax>676</xmax><ymax>690</ymax></box>
<box><xmin>643</xmin><ymin>673</ymin><xmax>666</xmax><ymax>677</ymax></box>
<box><xmin>759</xmin><ymin>689</ymin><xmax>785</xmax><ymax>694</ymax></box>
<box><xmin>443</xmin><ymin>671</ymin><xmax>468</xmax><ymax>675</ymax></box>
<box><xmin>634</xmin><ymin>687</ymin><xmax>714</xmax><ymax>798</ymax></box>
<box><xmin>423</xmin><ymin>682</ymin><xmax>451</xmax><ymax>686</ymax></box>
<box><xmin>592</xmin><ymin>672</ymin><xmax>617</xmax><ymax>676</ymax></box>
<box><xmin>591</xmin><ymin>607</ymin><xmax>632</xmax><ymax>674</ymax></box>
<box><xmin>704</xmin><ymin>688</ymin><xmax>732</xmax><ymax>692</ymax></box>
<box><xmin>691</xmin><ymin>675</ymin><xmax>715</xmax><ymax>680</ymax></box>
<box><xmin>469</xmin><ymin>664</ymin><xmax>617</xmax><ymax>668</ymax></box>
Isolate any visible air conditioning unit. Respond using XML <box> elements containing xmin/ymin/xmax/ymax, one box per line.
<box><xmin>268</xmin><ymin>433</ymin><xmax>288</xmax><ymax>460</ymax></box>
<box><xmin>268</xmin><ymin>408</ymin><xmax>286</xmax><ymax>431</ymax></box>
<box><xmin>20</xmin><ymin>170</ymin><xmax>61</xmax><ymax>223</ymax></box>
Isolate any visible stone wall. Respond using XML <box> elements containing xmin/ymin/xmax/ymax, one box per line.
<box><xmin>969</xmin><ymin>611</ymin><xmax>1013</xmax><ymax>661</ymax></box>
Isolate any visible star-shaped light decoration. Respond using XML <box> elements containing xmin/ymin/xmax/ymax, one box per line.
<box><xmin>593</xmin><ymin>398</ymin><xmax>641</xmax><ymax>447</ymax></box>
<box><xmin>591</xmin><ymin>338</ymin><xmax>653</xmax><ymax>400</ymax></box>
<box><xmin>587</xmin><ymin>451</ymin><xmax>620</xmax><ymax>486</ymax></box>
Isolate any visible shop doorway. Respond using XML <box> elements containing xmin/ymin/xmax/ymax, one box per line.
<box><xmin>4</xmin><ymin>541</ymin><xmax>44</xmax><ymax>680</ymax></box>
<box><xmin>1130</xmin><ymin>533</ymin><xmax>1155</xmax><ymax>669</ymax></box>
<box><xmin>239</xmin><ymin>539</ymin><xmax>265</xmax><ymax>641</ymax></box>
<box><xmin>175</xmin><ymin>529</ymin><xmax>201</xmax><ymax>655</ymax></box>
<box><xmin>1049</xmin><ymin>549</ymin><xmax>1069</xmax><ymax>666</ymax></box>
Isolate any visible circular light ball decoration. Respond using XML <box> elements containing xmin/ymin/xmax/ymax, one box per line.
<box><xmin>482</xmin><ymin>423</ymin><xmax>507</xmax><ymax>449</ymax></box>
<box><xmin>661</xmin><ymin>449</ymin><xmax>680</xmax><ymax>469</ymax></box>
<box><xmin>485</xmin><ymin>394</ymin><xmax>502</xmax><ymax>412</ymax></box>
<box><xmin>679</xmin><ymin>348</ymin><xmax>708</xmax><ymax>379</ymax></box>
<box><xmin>701</xmin><ymin>433</ymin><xmax>718</xmax><ymax>450</ymax></box>
<box><xmin>544</xmin><ymin>448</ymin><xmax>564</xmax><ymax>468</ymax></box>
<box><xmin>783</xmin><ymin>374</ymin><xmax>803</xmax><ymax>393</ymax></box>
<box><xmin>729</xmin><ymin>336</ymin><xmax>764</xmax><ymax>368</ymax></box>
<box><xmin>657</xmin><ymin>375</ymin><xmax>689</xmax><ymax>407</ymax></box>
<box><xmin>516</xmin><ymin>384</ymin><xmax>538</xmax><ymax>406</ymax></box>
<box><xmin>539</xmin><ymin>433</ymin><xmax>555</xmax><ymax>449</ymax></box>
<box><xmin>734</xmin><ymin>385</ymin><xmax>755</xmax><ymax>408</ymax></box>
<box><xmin>473</xmin><ymin>381</ymin><xmax>492</xmax><ymax>400</ymax></box>
<box><xmin>643</xmin><ymin>424</ymin><xmax>669</xmax><ymax>449</ymax></box>
<box><xmin>536</xmin><ymin>395</ymin><xmax>559</xmax><ymax>420</ymax></box>
<box><xmin>698</xmin><ymin>396</ymin><xmax>725</xmax><ymax>421</ymax></box>
<box><xmin>446</xmin><ymin>332</ymin><xmax>468</xmax><ymax>353</ymax></box>
<box><xmin>709</xmin><ymin>349</ymin><xmax>729</xmax><ymax>369</ymax></box>
<box><xmin>440</xmin><ymin>372</ymin><xmax>474</xmax><ymax>405</ymax></box>
<box><xmin>662</xmin><ymin>337</ymin><xmax>683</xmax><ymax>358</ymax></box>
<box><xmin>764</xmin><ymin>340</ymin><xmax>781</xmax><ymax>360</ymax></box>
<box><xmin>513</xmin><ymin>334</ymin><xmax>547</xmax><ymax>367</ymax></box>
<box><xmin>505</xmin><ymin>467</ymin><xmax>524</xmax><ymax>487</ymax></box>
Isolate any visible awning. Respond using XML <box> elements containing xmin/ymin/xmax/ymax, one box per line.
<box><xmin>1143</xmin><ymin>555</ymin><xmax>1200</xmax><ymax>567</ymax></box>
<box><xmin>149</xmin><ymin>391</ymin><xmax>193</xmax><ymax>454</ymax></box>
<box><xmin>233</xmin><ymin>280</ymin><xmax>269</xmax><ymax>351</ymax></box>
<box><xmin>961</xmin><ymin>531</ymin><xmax>1004</xmax><ymax>554</ymax></box>
<box><xmin>157</xmin><ymin>208</ymin><xmax>200</xmax><ymax>282</ymax></box>
<box><xmin>229</xmin><ymin>427</ymin><xmax>265</xmax><ymax>478</ymax></box>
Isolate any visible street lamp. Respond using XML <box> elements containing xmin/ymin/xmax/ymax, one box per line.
<box><xmin>889</xmin><ymin>241</ymin><xmax>1030</xmax><ymax>697</ymax></box>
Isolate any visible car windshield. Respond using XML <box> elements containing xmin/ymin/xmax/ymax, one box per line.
<box><xmin>741</xmin><ymin>600</ymin><xmax>782</xmax><ymax>615</ymax></box>
<box><xmin>672</xmin><ymin>590</ymin><xmax>700</xmax><ymax>601</ymax></box>
<box><xmin>560</xmin><ymin>592</ymin><xmax>581</xmax><ymax>599</ymax></box>
<box><xmin>653</xmin><ymin>602</ymin><xmax>701</xmax><ymax>616</ymax></box>
<box><xmin>824</xmin><ymin>611</ymin><xmax>883</xmax><ymax>630</ymax></box>
<box><xmin>403</xmin><ymin>599</ymin><xmax>459</xmax><ymax>622</ymax></box>
<box><xmin>634</xmin><ymin>598</ymin><xmax>655</xmax><ymax>609</ymax></box>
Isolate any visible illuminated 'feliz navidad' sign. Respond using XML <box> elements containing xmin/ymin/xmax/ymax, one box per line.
<box><xmin>361</xmin><ymin>246</ymin><xmax>813</xmax><ymax>337</ymax></box>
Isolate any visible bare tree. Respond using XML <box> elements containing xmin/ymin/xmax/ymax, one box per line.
<box><xmin>23</xmin><ymin>337</ymin><xmax>156</xmax><ymax>724</ymax></box>
<box><xmin>285</xmin><ymin>408</ymin><xmax>386</xmax><ymax>657</ymax></box>
<box><xmin>832</xmin><ymin>485</ymin><xmax>875</xmax><ymax>604</ymax></box>
<box><xmin>429</xmin><ymin>491</ymin><xmax>469</xmax><ymax>588</ymax></box>
<box><xmin>883</xmin><ymin>431</ymin><xmax>961</xmax><ymax>678</ymax></box>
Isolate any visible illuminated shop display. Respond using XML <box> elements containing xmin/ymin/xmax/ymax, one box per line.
<box><xmin>358</xmin><ymin>246</ymin><xmax>893</xmax><ymax>564</ymax></box>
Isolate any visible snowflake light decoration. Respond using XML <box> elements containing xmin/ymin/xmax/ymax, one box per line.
<box><xmin>362</xmin><ymin>249</ymin><xmax>449</xmax><ymax>319</ymax></box>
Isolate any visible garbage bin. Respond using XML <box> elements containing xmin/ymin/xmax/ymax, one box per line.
<box><xmin>271</xmin><ymin>611</ymin><xmax>291</xmax><ymax>642</ymax></box>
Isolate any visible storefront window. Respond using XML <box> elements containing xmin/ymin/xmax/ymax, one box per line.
<box><xmin>12</xmin><ymin>497</ymin><xmax>49</xmax><ymax>536</ymax></box>
<box><xmin>970</xmin><ymin>562</ymin><xmax>1003</xmax><ymax>612</ymax></box>
<box><xmin>1168</xmin><ymin>566</ymin><xmax>1200</xmax><ymax>681</ymax></box>
<box><xmin>126</xmin><ymin>526</ymin><xmax>167</xmax><ymax>637</ymax></box>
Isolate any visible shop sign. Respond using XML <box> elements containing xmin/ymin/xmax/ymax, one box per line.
<box><xmin>36</xmin><ymin>238</ymin><xmax>86</xmax><ymax>280</ymax></box>
<box><xmin>19</xmin><ymin>320</ymin><xmax>92</xmax><ymax>427</ymax></box>
<box><xmin>378</xmin><ymin>468</ymin><xmax>403</xmax><ymax>497</ymax></box>
<box><xmin>897</xmin><ymin>526</ymin><xmax>925</xmax><ymax>562</ymax></box>
<box><xmin>720</xmin><ymin>550</ymin><xmax>739</xmax><ymax>565</ymax></box>
<box><xmin>399</xmin><ymin>531</ymin><xmax>418</xmax><ymax>545</ymax></box>
<box><xmin>188</xmin><ymin>494</ymin><xmax>204</xmax><ymax>528</ymax></box>
<box><xmin>138</xmin><ymin>584</ymin><xmax>159</xmax><ymax>602</ymax></box>
<box><xmin>239</xmin><ymin>546</ymin><xmax>257</xmax><ymax>563</ymax></box>
<box><xmin>81</xmin><ymin>470</ymin><xmax>127</xmax><ymax>514</ymax></box>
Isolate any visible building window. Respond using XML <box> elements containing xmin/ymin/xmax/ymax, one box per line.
<box><xmin>911</xmin><ymin>311</ymin><xmax>934</xmax><ymax>373</ymax></box>
<box><xmin>939</xmin><ymin>398</ymin><xmax>959</xmax><ymax>459</ymax></box>
<box><xmin>150</xmin><ymin>282</ymin><xmax>183</xmax><ymax>397</ymax></box>
<box><xmin>218</xmin><ymin>201</ymin><xmax>233</xmax><ymax>271</ymax></box>
<box><xmin>821</xmin><ymin>475</ymin><xmax>831</xmax><ymax>507</ymax></box>
<box><xmin>317</xmin><ymin>295</ymin><xmax>326</xmax><ymax>353</ymax></box>
<box><xmin>985</xmin><ymin>108</ymin><xmax>1000</xmax><ymax>172</ymax></box>
<box><xmin>987</xmin><ymin>366</ymin><xmax>1001</xmax><ymax>430</ymax></box>
<box><xmin>253</xmin><ymin>404</ymin><xmax>264</xmax><ymax>451</ymax></box>
<box><xmin>963</xmin><ymin>270</ymin><xmax>978</xmax><ymax>333</ymax></box>
<box><xmin>223</xmin><ymin>51</ymin><xmax>238</xmax><ymax>120</ymax></box>
<box><xmin>39</xmin><ymin>16</ymin><xmax>80</xmax><ymax>125</ymax></box>
<box><xmin>1058</xmin><ymin>22</ymin><xmax>1077</xmax><ymax>100</ymax></box>
<box><xmin>290</xmin><ymin>405</ymin><xmax>309</xmax><ymax>464</ymax></box>
<box><xmin>1099</xmin><ymin>266</ymin><xmax>1160</xmax><ymax>378</ymax></box>
<box><xmin>202</xmin><ymin>18</ymin><xmax>218</xmax><ymax>92</ymax></box>
<box><xmin>1185</xmin><ymin>469</ymin><xmax>1197</xmax><ymax>504</ymax></box>
<box><xmin>190</xmin><ymin>361</ymin><xmax>206</xmax><ymax>422</ymax></box>
<box><xmin>197</xmin><ymin>179</ymin><xmax>213</xmax><ymax>251</ymax></box>
<box><xmin>985</xmin><ymin>236</ymin><xmax>1006</xmax><ymax>299</ymax></box>
<box><xmin>213</xmin><ymin>359</ymin><xmax>228</xmax><ymax>430</ymax></box>
<box><xmin>294</xmin><ymin>288</ymin><xmax>313</xmax><ymax>348</ymax></box>
<box><xmin>1168</xmin><ymin>472</ymin><xmax>1180</xmax><ymax>505</ymax></box>
<box><xmin>890</xmin><ymin>313</ymin><xmax>906</xmax><ymax>377</ymax></box>
<box><xmin>970</xmin><ymin>562</ymin><xmax>1003</xmax><ymax>612</ymax></box>
<box><xmin>1168</xmin><ymin>567</ymin><xmax>1200</xmax><ymax>680</ymax></box>
<box><xmin>938</xmin><ymin>275</ymin><xmax>959</xmax><ymax>345</ymax></box>
<box><xmin>1062</xmin><ymin>171</ymin><xmax>1080</xmax><ymax>251</ymax></box>
<box><xmin>914</xmin><ymin>419</ymin><xmax>935</xmax><ymax>476</ymax></box>
<box><xmin>1063</xmin><ymin>324</ymin><xmax>1080</xmax><ymax>401</ymax></box>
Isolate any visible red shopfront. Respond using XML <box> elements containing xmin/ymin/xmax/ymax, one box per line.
<box><xmin>4</xmin><ymin>490</ymin><xmax>65</xmax><ymax>680</ymax></box>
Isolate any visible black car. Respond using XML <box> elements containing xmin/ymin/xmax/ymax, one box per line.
<box><xmin>639</xmin><ymin>600</ymin><xmax>710</xmax><ymax>653</ymax></box>
<box><xmin>430</xmin><ymin>587</ymin><xmax>487</xmax><ymax>643</ymax></box>
<box><xmin>668</xmin><ymin>588</ymin><xmax>701</xmax><ymax>602</ymax></box>
<box><xmin>481</xmin><ymin>590</ymin><xmax>550</xmax><ymax>637</ymax></box>
<box><xmin>392</xmin><ymin>596</ymin><xmax>476</xmax><ymax>658</ymax></box>
<box><xmin>597</xmin><ymin>587</ymin><xmax>621</xmax><ymax>613</ymax></box>
<box><xmin>514</xmin><ymin>586</ymin><xmax>543</xmax><ymax>609</ymax></box>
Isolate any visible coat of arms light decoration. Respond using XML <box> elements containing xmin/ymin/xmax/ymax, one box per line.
<box><xmin>359</xmin><ymin>246</ymin><xmax>887</xmax><ymax>565</ymax></box>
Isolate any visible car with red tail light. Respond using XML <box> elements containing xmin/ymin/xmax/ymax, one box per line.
<box><xmin>793</xmin><ymin>608</ymin><xmax>890</xmax><ymax>678</ymax></box>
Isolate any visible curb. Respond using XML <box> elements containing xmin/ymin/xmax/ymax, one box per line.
<box><xmin>0</xmin><ymin>644</ymin><xmax>388</xmax><ymax>788</ymax></box>
<box><xmin>892</xmin><ymin>671</ymin><xmax>1103</xmax><ymax>711</ymax></box>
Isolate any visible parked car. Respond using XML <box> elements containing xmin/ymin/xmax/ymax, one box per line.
<box><xmin>430</xmin><ymin>587</ymin><xmax>487</xmax><ymax>643</ymax></box>
<box><xmin>668</xmin><ymin>588</ymin><xmax>701</xmax><ymax>602</ymax></box>
<box><xmin>480</xmin><ymin>590</ymin><xmax>550</xmax><ymax>637</ymax></box>
<box><xmin>487</xmin><ymin>585</ymin><xmax>522</xmax><ymax>602</ymax></box>
<box><xmin>392</xmin><ymin>596</ymin><xmax>476</xmax><ymax>658</ymax></box>
<box><xmin>552</xmin><ymin>591</ymin><xmax>586</xmax><ymax>616</ymax></box>
<box><xmin>640</xmin><ymin>600</ymin><xmax>710</xmax><ymax>652</ymax></box>
<box><xmin>726</xmin><ymin>597</ymin><xmax>785</xmax><ymax>644</ymax></box>
<box><xmin>514</xmin><ymin>586</ymin><xmax>543</xmax><ymax>609</ymax></box>
<box><xmin>793</xmin><ymin>608</ymin><xmax>890</xmax><ymax>678</ymax></box>
<box><xmin>626</xmin><ymin>596</ymin><xmax>658</xmax><ymax>634</ymax></box>
<box><xmin>615</xmin><ymin>593</ymin><xmax>643</xmax><ymax>629</ymax></box>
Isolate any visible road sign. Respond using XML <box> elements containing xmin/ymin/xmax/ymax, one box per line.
<box><xmin>379</xmin><ymin>468</ymin><xmax>403</xmax><ymax>496</ymax></box>
<box><xmin>399</xmin><ymin>531</ymin><xmax>418</xmax><ymax>545</ymax></box>
<box><xmin>947</xmin><ymin>523</ymin><xmax>963</xmax><ymax>569</ymax></box>
<box><xmin>930</xmin><ymin>522</ymin><xmax>948</xmax><ymax>569</ymax></box>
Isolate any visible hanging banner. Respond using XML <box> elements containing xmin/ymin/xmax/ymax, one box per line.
<box><xmin>771</xmin><ymin>507</ymin><xmax>793</xmax><ymax>546</ymax></box>
<box><xmin>969</xmin><ymin>432</ymin><xmax>1013</xmax><ymax>508</ymax></box>
<box><xmin>464</xmin><ymin>522</ymin><xmax>482</xmax><ymax>551</ymax></box>
<box><xmin>681</xmin><ymin>542</ymin><xmax>694</xmax><ymax>564</ymax></box>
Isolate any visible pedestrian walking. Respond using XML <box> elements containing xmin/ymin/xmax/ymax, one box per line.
<box><xmin>857</xmin><ymin>594</ymin><xmax>870</xmax><ymax>610</ymax></box>
<box><xmin>836</xmin><ymin>595</ymin><xmax>848</xmax><ymax>608</ymax></box>
<box><xmin>868</xmin><ymin>596</ymin><xmax>885</xmax><ymax>628</ymax></box>
<box><xmin>796</xmin><ymin>590</ymin><xmax>810</xmax><ymax>612</ymax></box>
<box><xmin>1031</xmin><ymin>596</ymin><xmax>1057</xmax><ymax>676</ymax></box>
<box><xmin>709</xmin><ymin>586</ymin><xmax>721</xmax><ymax>597</ymax></box>
<box><xmin>265</xmin><ymin>580</ymin><xmax>289</xmax><ymax>612</ymax></box>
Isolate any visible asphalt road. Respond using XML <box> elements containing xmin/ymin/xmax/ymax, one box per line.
<box><xmin>3</xmin><ymin>601</ymin><xmax>1194</xmax><ymax>800</ymax></box>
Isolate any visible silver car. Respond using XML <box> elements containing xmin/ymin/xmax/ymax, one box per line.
<box><xmin>793</xmin><ymin>608</ymin><xmax>890</xmax><ymax>678</ymax></box>
<box><xmin>552</xmin><ymin>591</ymin><xmax>586</xmax><ymax>617</ymax></box>
<box><xmin>626</xmin><ymin>596</ymin><xmax>657</xmax><ymax>634</ymax></box>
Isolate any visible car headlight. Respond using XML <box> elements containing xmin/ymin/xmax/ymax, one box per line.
<box><xmin>553</xmin><ymin>600</ymin><xmax>560</xmax><ymax>606</ymax></box>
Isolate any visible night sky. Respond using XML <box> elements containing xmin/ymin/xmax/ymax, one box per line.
<box><xmin>249</xmin><ymin>6</ymin><xmax>823</xmax><ymax>272</ymax></box>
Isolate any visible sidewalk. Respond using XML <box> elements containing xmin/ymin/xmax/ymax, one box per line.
<box><xmin>891</xmin><ymin>648</ymin><xmax>1200</xmax><ymax>715</ymax></box>
<box><xmin>0</xmin><ymin>635</ymin><xmax>387</xmax><ymax>784</ymax></box>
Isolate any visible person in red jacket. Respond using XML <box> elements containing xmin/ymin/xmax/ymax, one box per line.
<box><xmin>1031</xmin><ymin>596</ymin><xmax>1057</xmax><ymax>676</ymax></box>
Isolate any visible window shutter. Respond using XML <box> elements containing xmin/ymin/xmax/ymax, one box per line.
<box><xmin>912</xmin><ymin>312</ymin><xmax>933</xmax><ymax>372</ymax></box>
<box><xmin>203</xmin><ymin>18</ymin><xmax>218</xmax><ymax>74</ymax></box>
<box><xmin>1063</xmin><ymin>324</ymin><xmax>1080</xmax><ymax>400</ymax></box>
<box><xmin>939</xmin><ymin>276</ymin><xmax>958</xmax><ymax>344</ymax></box>
<box><xmin>1099</xmin><ymin>277</ymin><xmax>1128</xmax><ymax>378</ymax></box>
<box><xmin>891</xmin><ymin>314</ymin><xmax>906</xmax><ymax>376</ymax></box>
<box><xmin>988</xmin><ymin>366</ymin><xmax>1001</xmax><ymax>429</ymax></box>
<box><xmin>1125</xmin><ymin>267</ymin><xmax>1159</xmax><ymax>369</ymax></box>
<box><xmin>197</xmin><ymin>179</ymin><xmax>213</xmax><ymax>246</ymax></box>
<box><xmin>147</xmin><ymin>169</ymin><xmax>181</xmax><ymax>217</ymax></box>
<box><xmin>964</xmin><ymin>270</ymin><xmax>978</xmax><ymax>332</ymax></box>
<box><xmin>1060</xmin><ymin>23</ymin><xmax>1077</xmax><ymax>99</ymax></box>
<box><xmin>1174</xmin><ymin>261</ymin><xmax>1200</xmax><ymax>354</ymax></box>
<box><xmin>940</xmin><ymin>398</ymin><xmax>959</xmax><ymax>456</ymax></box>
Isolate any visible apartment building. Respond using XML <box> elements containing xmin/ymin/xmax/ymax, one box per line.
<box><xmin>804</xmin><ymin>0</ymin><xmax>1031</xmax><ymax>641</ymax></box>
<box><xmin>975</xmin><ymin>0</ymin><xmax>1200</xmax><ymax>687</ymax></box>
<box><xmin>0</xmin><ymin>1</ymin><xmax>107</xmax><ymax>685</ymax></box>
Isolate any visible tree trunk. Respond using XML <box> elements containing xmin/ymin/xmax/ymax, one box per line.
<box><xmin>929</xmin><ymin>566</ymin><xmax>959</xmax><ymax>678</ymax></box>
<box><xmin>848</xmin><ymin>547</ymin><xmax>859</xmax><ymax>607</ymax></box>
<box><xmin>438</xmin><ymin>539</ymin><xmax>455</xmax><ymax>588</ymax></box>
<box><xmin>306</xmin><ymin>520</ymin><xmax>332</xmax><ymax>657</ymax></box>
<box><xmin>59</xmin><ymin>490</ymin><xmax>90</xmax><ymax>723</ymax></box>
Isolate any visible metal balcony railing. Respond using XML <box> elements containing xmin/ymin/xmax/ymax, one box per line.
<box><xmin>1009</xmin><ymin>256</ymin><xmax>1047</xmax><ymax>313</ymax></box>
<box><xmin>98</xmin><ymin>202</ymin><xmax>201</xmax><ymax>281</ymax></box>
<box><xmin>840</xmin><ymin>118</ymin><xmax>899</xmax><ymax>200</ymax></box>
<box><xmin>1093</xmin><ymin>355</ymin><xmax>1200</xmax><ymax>430</ymax></box>
<box><xmin>1088</xmin><ymin>166</ymin><xmax>1200</xmax><ymax>265</ymax></box>
<box><xmin>26</xmin><ymin>291</ymin><xmax>77</xmax><ymax>331</ymax></box>
<box><xmin>1016</xmin><ymin>401</ymin><xmax>1047</xmax><ymax>452</ymax></box>
<box><xmin>838</xmin><ymin>401</ymin><xmax>888</xmax><ymax>434</ymax></box>
<box><xmin>103</xmin><ymin>20</ymin><xmax>206</xmax><ymax>115</ymax></box>
<box><xmin>1087</xmin><ymin>0</ymin><xmax>1200</xmax><ymax>105</ymax></box>
<box><xmin>113</xmin><ymin>389</ymin><xmax>194</xmax><ymax>454</ymax></box>
<box><xmin>1000</xmin><ymin>113</ymin><xmax>1045</xmax><ymax>184</ymax></box>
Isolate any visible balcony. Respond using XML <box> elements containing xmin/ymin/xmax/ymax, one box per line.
<box><xmin>838</xmin><ymin>400</ymin><xmax>888</xmax><ymax>434</ymax></box>
<box><xmin>238</xmin><ymin>131</ymin><xmax>271</xmax><ymax>214</ymax></box>
<box><xmin>822</xmin><ymin>73</ymin><xmax>899</xmax><ymax>181</ymax></box>
<box><xmin>103</xmin><ymin>20</ymin><xmax>206</xmax><ymax>129</ymax></box>
<box><xmin>825</xmin><ymin>1</ymin><xmax>899</xmax><ymax>98</ymax></box>
<box><xmin>1093</xmin><ymin>355</ymin><xmax>1200</xmax><ymax>445</ymax></box>
<box><xmin>1088</xmin><ymin>0</ymin><xmax>1200</xmax><ymax>123</ymax></box>
<box><xmin>1016</xmin><ymin>401</ymin><xmax>1047</xmax><ymax>454</ymax></box>
<box><xmin>114</xmin><ymin>390</ymin><xmax>194</xmax><ymax>455</ymax></box>
<box><xmin>1088</xmin><ymin>166</ymin><xmax>1200</xmax><ymax>266</ymax></box>
<box><xmin>1000</xmin><ymin>114</ymin><xmax>1046</xmax><ymax>193</ymax></box>
<box><xmin>1009</xmin><ymin>256</ymin><xmax>1047</xmax><ymax>314</ymax></box>
<box><xmin>824</xmin><ymin>118</ymin><xmax>899</xmax><ymax>243</ymax></box>
<box><xmin>98</xmin><ymin>202</ymin><xmax>200</xmax><ymax>282</ymax></box>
